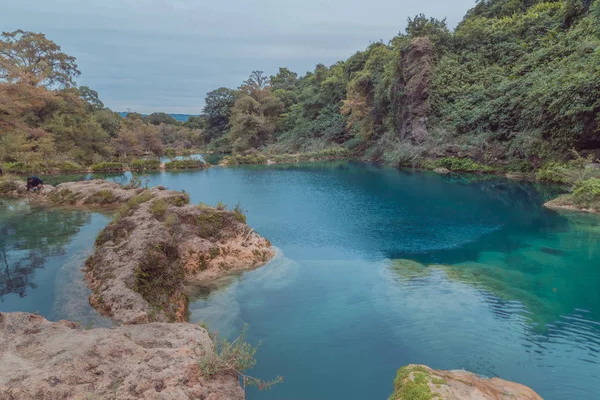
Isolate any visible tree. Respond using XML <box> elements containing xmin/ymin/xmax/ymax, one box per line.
<box><xmin>183</xmin><ymin>115</ymin><xmax>205</xmax><ymax>130</ymax></box>
<box><xmin>242</xmin><ymin>71</ymin><xmax>269</xmax><ymax>92</ymax></box>
<box><xmin>0</xmin><ymin>30</ymin><xmax>80</xmax><ymax>88</ymax></box>
<box><xmin>79</xmin><ymin>86</ymin><xmax>104</xmax><ymax>111</ymax></box>
<box><xmin>202</xmin><ymin>87</ymin><xmax>237</xmax><ymax>142</ymax></box>
<box><xmin>145</xmin><ymin>112</ymin><xmax>177</xmax><ymax>126</ymax></box>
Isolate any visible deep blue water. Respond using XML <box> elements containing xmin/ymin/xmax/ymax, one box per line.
<box><xmin>2</xmin><ymin>162</ymin><xmax>600</xmax><ymax>399</ymax></box>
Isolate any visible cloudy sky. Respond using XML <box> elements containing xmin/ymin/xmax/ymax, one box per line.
<box><xmin>2</xmin><ymin>0</ymin><xmax>476</xmax><ymax>114</ymax></box>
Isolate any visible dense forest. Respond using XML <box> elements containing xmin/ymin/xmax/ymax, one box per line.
<box><xmin>1</xmin><ymin>0</ymin><xmax>599</xmax><ymax>175</ymax></box>
<box><xmin>204</xmin><ymin>0</ymin><xmax>600</xmax><ymax>172</ymax></box>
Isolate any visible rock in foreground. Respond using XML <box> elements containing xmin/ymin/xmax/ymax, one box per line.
<box><xmin>0</xmin><ymin>312</ymin><xmax>243</xmax><ymax>400</ymax></box>
<box><xmin>391</xmin><ymin>365</ymin><xmax>542</xmax><ymax>400</ymax></box>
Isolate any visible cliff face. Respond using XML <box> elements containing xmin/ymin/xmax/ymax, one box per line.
<box><xmin>398</xmin><ymin>37</ymin><xmax>434</xmax><ymax>144</ymax></box>
<box><xmin>0</xmin><ymin>312</ymin><xmax>244</xmax><ymax>400</ymax></box>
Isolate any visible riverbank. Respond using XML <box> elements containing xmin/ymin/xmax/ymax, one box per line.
<box><xmin>0</xmin><ymin>158</ymin><xmax>208</xmax><ymax>175</ymax></box>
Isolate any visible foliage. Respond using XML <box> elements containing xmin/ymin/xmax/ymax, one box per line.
<box><xmin>164</xmin><ymin>159</ymin><xmax>206</xmax><ymax>170</ymax></box>
<box><xmin>434</xmin><ymin>157</ymin><xmax>494</xmax><ymax>173</ymax></box>
<box><xmin>129</xmin><ymin>159</ymin><xmax>161</xmax><ymax>171</ymax></box>
<box><xmin>536</xmin><ymin>162</ymin><xmax>572</xmax><ymax>183</ymax></box>
<box><xmin>133</xmin><ymin>242</ymin><xmax>184</xmax><ymax>322</ymax></box>
<box><xmin>0</xmin><ymin>30</ymin><xmax>80</xmax><ymax>88</ymax></box>
<box><xmin>0</xmin><ymin>180</ymin><xmax>19</xmax><ymax>193</ymax></box>
<box><xmin>91</xmin><ymin>162</ymin><xmax>124</xmax><ymax>172</ymax></box>
<box><xmin>150</xmin><ymin>199</ymin><xmax>168</xmax><ymax>219</ymax></box>
<box><xmin>198</xmin><ymin>324</ymin><xmax>283</xmax><ymax>391</ymax></box>
<box><xmin>233</xmin><ymin>202</ymin><xmax>247</xmax><ymax>223</ymax></box>
<box><xmin>571</xmin><ymin>177</ymin><xmax>600</xmax><ymax>209</ymax></box>
<box><xmin>223</xmin><ymin>153</ymin><xmax>268</xmax><ymax>165</ymax></box>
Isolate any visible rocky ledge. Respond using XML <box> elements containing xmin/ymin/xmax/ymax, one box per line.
<box><xmin>391</xmin><ymin>365</ymin><xmax>542</xmax><ymax>400</ymax></box>
<box><xmin>0</xmin><ymin>312</ymin><xmax>243</xmax><ymax>400</ymax></box>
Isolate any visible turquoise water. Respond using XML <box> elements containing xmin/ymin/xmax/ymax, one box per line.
<box><xmin>0</xmin><ymin>199</ymin><xmax>111</xmax><ymax>327</ymax></box>
<box><xmin>1</xmin><ymin>162</ymin><xmax>599</xmax><ymax>399</ymax></box>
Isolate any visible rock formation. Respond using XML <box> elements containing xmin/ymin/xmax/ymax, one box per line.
<box><xmin>0</xmin><ymin>312</ymin><xmax>244</xmax><ymax>400</ymax></box>
<box><xmin>391</xmin><ymin>365</ymin><xmax>542</xmax><ymax>400</ymax></box>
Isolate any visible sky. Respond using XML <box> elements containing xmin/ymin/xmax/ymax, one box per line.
<box><xmin>1</xmin><ymin>0</ymin><xmax>476</xmax><ymax>114</ymax></box>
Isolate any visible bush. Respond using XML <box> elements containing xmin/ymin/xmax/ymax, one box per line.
<box><xmin>435</xmin><ymin>157</ymin><xmax>493</xmax><ymax>173</ymax></box>
<box><xmin>150</xmin><ymin>199</ymin><xmax>168</xmax><ymax>219</ymax></box>
<box><xmin>233</xmin><ymin>202</ymin><xmax>247</xmax><ymax>224</ymax></box>
<box><xmin>164</xmin><ymin>159</ymin><xmax>206</xmax><ymax>170</ymax></box>
<box><xmin>130</xmin><ymin>159</ymin><xmax>161</xmax><ymax>171</ymax></box>
<box><xmin>55</xmin><ymin>161</ymin><xmax>84</xmax><ymax>172</ymax></box>
<box><xmin>91</xmin><ymin>162</ymin><xmax>124</xmax><ymax>172</ymax></box>
<box><xmin>133</xmin><ymin>242</ymin><xmax>184</xmax><ymax>322</ymax></box>
<box><xmin>223</xmin><ymin>153</ymin><xmax>268</xmax><ymax>165</ymax></box>
<box><xmin>2</xmin><ymin>162</ymin><xmax>46</xmax><ymax>174</ymax></box>
<box><xmin>198</xmin><ymin>324</ymin><xmax>282</xmax><ymax>391</ymax></box>
<box><xmin>571</xmin><ymin>178</ymin><xmax>600</xmax><ymax>209</ymax></box>
<box><xmin>536</xmin><ymin>162</ymin><xmax>572</xmax><ymax>184</ymax></box>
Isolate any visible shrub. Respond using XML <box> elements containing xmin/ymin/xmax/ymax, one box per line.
<box><xmin>91</xmin><ymin>162</ymin><xmax>124</xmax><ymax>172</ymax></box>
<box><xmin>216</xmin><ymin>201</ymin><xmax>227</xmax><ymax>210</ymax></box>
<box><xmin>571</xmin><ymin>178</ymin><xmax>600</xmax><ymax>210</ymax></box>
<box><xmin>2</xmin><ymin>162</ymin><xmax>45</xmax><ymax>174</ymax></box>
<box><xmin>536</xmin><ymin>162</ymin><xmax>571</xmax><ymax>184</ymax></box>
<box><xmin>198</xmin><ymin>324</ymin><xmax>282</xmax><ymax>391</ymax></box>
<box><xmin>233</xmin><ymin>202</ymin><xmax>246</xmax><ymax>224</ymax></box>
<box><xmin>167</xmin><ymin>194</ymin><xmax>189</xmax><ymax>207</ymax></box>
<box><xmin>164</xmin><ymin>159</ymin><xmax>206</xmax><ymax>170</ymax></box>
<box><xmin>133</xmin><ymin>242</ymin><xmax>184</xmax><ymax>322</ymax></box>
<box><xmin>130</xmin><ymin>159</ymin><xmax>161</xmax><ymax>171</ymax></box>
<box><xmin>223</xmin><ymin>153</ymin><xmax>268</xmax><ymax>165</ymax></box>
<box><xmin>55</xmin><ymin>161</ymin><xmax>84</xmax><ymax>172</ymax></box>
<box><xmin>150</xmin><ymin>199</ymin><xmax>168</xmax><ymax>219</ymax></box>
<box><xmin>196</xmin><ymin>209</ymin><xmax>225</xmax><ymax>238</ymax></box>
<box><xmin>435</xmin><ymin>157</ymin><xmax>493</xmax><ymax>173</ymax></box>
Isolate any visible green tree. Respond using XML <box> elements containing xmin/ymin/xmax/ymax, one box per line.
<box><xmin>79</xmin><ymin>86</ymin><xmax>104</xmax><ymax>111</ymax></box>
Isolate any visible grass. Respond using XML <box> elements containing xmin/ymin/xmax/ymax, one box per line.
<box><xmin>84</xmin><ymin>189</ymin><xmax>117</xmax><ymax>204</ymax></box>
<box><xmin>164</xmin><ymin>159</ymin><xmax>206</xmax><ymax>170</ymax></box>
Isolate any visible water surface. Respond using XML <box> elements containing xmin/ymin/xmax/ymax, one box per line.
<box><xmin>2</xmin><ymin>162</ymin><xmax>599</xmax><ymax>400</ymax></box>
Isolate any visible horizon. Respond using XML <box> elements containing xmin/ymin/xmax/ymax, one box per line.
<box><xmin>1</xmin><ymin>0</ymin><xmax>476</xmax><ymax>114</ymax></box>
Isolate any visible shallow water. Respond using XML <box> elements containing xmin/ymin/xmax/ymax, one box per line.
<box><xmin>0</xmin><ymin>199</ymin><xmax>111</xmax><ymax>327</ymax></box>
<box><xmin>2</xmin><ymin>162</ymin><xmax>599</xmax><ymax>399</ymax></box>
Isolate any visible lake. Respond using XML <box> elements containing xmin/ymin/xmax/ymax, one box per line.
<box><xmin>1</xmin><ymin>161</ymin><xmax>599</xmax><ymax>400</ymax></box>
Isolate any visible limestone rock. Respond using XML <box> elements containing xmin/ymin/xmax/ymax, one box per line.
<box><xmin>391</xmin><ymin>365</ymin><xmax>542</xmax><ymax>400</ymax></box>
<box><xmin>0</xmin><ymin>312</ymin><xmax>243</xmax><ymax>400</ymax></box>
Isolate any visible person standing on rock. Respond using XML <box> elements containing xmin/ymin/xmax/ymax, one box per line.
<box><xmin>26</xmin><ymin>176</ymin><xmax>44</xmax><ymax>192</ymax></box>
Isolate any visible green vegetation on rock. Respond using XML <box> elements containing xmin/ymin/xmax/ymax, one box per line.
<box><xmin>164</xmin><ymin>159</ymin><xmax>206</xmax><ymax>170</ymax></box>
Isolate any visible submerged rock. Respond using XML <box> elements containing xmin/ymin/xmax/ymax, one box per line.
<box><xmin>433</xmin><ymin>167</ymin><xmax>450</xmax><ymax>175</ymax></box>
<box><xmin>391</xmin><ymin>364</ymin><xmax>542</xmax><ymax>400</ymax></box>
<box><xmin>0</xmin><ymin>312</ymin><xmax>243</xmax><ymax>400</ymax></box>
